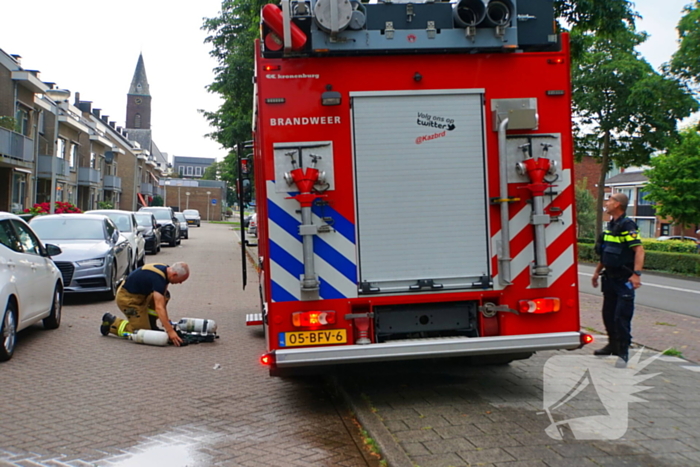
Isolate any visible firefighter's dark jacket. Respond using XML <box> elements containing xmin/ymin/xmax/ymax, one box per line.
<box><xmin>595</xmin><ymin>215</ymin><xmax>642</xmax><ymax>274</ymax></box>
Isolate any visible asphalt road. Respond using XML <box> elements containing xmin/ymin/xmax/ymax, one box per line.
<box><xmin>578</xmin><ymin>263</ymin><xmax>700</xmax><ymax>318</ymax></box>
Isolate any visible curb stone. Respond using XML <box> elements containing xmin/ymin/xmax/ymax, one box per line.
<box><xmin>331</xmin><ymin>375</ymin><xmax>414</xmax><ymax>467</ymax></box>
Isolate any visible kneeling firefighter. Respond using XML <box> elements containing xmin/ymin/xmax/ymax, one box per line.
<box><xmin>101</xmin><ymin>262</ymin><xmax>190</xmax><ymax>347</ymax></box>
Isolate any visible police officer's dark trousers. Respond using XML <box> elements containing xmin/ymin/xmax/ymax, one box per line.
<box><xmin>601</xmin><ymin>274</ymin><xmax>635</xmax><ymax>358</ymax></box>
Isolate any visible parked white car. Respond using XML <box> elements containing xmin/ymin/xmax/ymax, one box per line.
<box><xmin>0</xmin><ymin>212</ymin><xmax>64</xmax><ymax>362</ymax></box>
<box><xmin>86</xmin><ymin>209</ymin><xmax>146</xmax><ymax>270</ymax></box>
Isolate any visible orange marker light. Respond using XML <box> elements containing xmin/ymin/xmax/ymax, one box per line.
<box><xmin>581</xmin><ymin>333</ymin><xmax>594</xmax><ymax>345</ymax></box>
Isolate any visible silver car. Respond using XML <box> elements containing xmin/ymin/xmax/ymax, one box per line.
<box><xmin>183</xmin><ymin>209</ymin><xmax>201</xmax><ymax>227</ymax></box>
<box><xmin>86</xmin><ymin>209</ymin><xmax>146</xmax><ymax>270</ymax></box>
<box><xmin>29</xmin><ymin>214</ymin><xmax>131</xmax><ymax>300</ymax></box>
<box><xmin>174</xmin><ymin>212</ymin><xmax>189</xmax><ymax>239</ymax></box>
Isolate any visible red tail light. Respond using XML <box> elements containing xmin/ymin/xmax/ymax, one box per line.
<box><xmin>260</xmin><ymin>353</ymin><xmax>274</xmax><ymax>366</ymax></box>
<box><xmin>518</xmin><ymin>298</ymin><xmax>560</xmax><ymax>314</ymax></box>
<box><xmin>292</xmin><ymin>310</ymin><xmax>336</xmax><ymax>327</ymax></box>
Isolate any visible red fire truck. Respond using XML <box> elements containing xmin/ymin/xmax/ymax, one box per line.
<box><xmin>243</xmin><ymin>0</ymin><xmax>592</xmax><ymax>375</ymax></box>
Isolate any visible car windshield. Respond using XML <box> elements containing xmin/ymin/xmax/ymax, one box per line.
<box><xmin>143</xmin><ymin>209</ymin><xmax>171</xmax><ymax>221</ymax></box>
<box><xmin>31</xmin><ymin>218</ymin><xmax>105</xmax><ymax>240</ymax></box>
<box><xmin>134</xmin><ymin>213</ymin><xmax>152</xmax><ymax>227</ymax></box>
<box><xmin>183</xmin><ymin>210</ymin><xmax>199</xmax><ymax>216</ymax></box>
<box><xmin>101</xmin><ymin>214</ymin><xmax>131</xmax><ymax>232</ymax></box>
<box><xmin>175</xmin><ymin>213</ymin><xmax>186</xmax><ymax>221</ymax></box>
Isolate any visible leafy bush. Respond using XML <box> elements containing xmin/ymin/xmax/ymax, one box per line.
<box><xmin>0</xmin><ymin>116</ymin><xmax>16</xmax><ymax>131</ymax></box>
<box><xmin>24</xmin><ymin>201</ymin><xmax>82</xmax><ymax>215</ymax></box>
<box><xmin>578</xmin><ymin>242</ymin><xmax>700</xmax><ymax>276</ymax></box>
<box><xmin>642</xmin><ymin>239</ymin><xmax>698</xmax><ymax>254</ymax></box>
<box><xmin>97</xmin><ymin>201</ymin><xmax>113</xmax><ymax>209</ymax></box>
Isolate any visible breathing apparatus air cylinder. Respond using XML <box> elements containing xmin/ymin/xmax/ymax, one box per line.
<box><xmin>128</xmin><ymin>330</ymin><xmax>170</xmax><ymax>347</ymax></box>
<box><xmin>177</xmin><ymin>318</ymin><xmax>218</xmax><ymax>335</ymax></box>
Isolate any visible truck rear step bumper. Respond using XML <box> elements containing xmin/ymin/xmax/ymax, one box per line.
<box><xmin>274</xmin><ymin>332</ymin><xmax>582</xmax><ymax>368</ymax></box>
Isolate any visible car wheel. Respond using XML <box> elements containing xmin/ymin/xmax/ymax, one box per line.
<box><xmin>0</xmin><ymin>301</ymin><xmax>18</xmax><ymax>362</ymax></box>
<box><xmin>43</xmin><ymin>284</ymin><xmax>62</xmax><ymax>330</ymax></box>
<box><xmin>137</xmin><ymin>251</ymin><xmax>145</xmax><ymax>267</ymax></box>
<box><xmin>185</xmin><ymin>232</ymin><xmax>189</xmax><ymax>239</ymax></box>
<box><xmin>105</xmin><ymin>262</ymin><xmax>118</xmax><ymax>301</ymax></box>
<box><xmin>157</xmin><ymin>243</ymin><xmax>161</xmax><ymax>253</ymax></box>
<box><xmin>169</xmin><ymin>235</ymin><xmax>177</xmax><ymax>247</ymax></box>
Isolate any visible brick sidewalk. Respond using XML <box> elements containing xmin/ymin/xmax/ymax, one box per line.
<box><xmin>580</xmin><ymin>292</ymin><xmax>700</xmax><ymax>363</ymax></box>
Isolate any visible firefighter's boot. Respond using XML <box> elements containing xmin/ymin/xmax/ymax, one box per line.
<box><xmin>594</xmin><ymin>340</ymin><xmax>618</xmax><ymax>356</ymax></box>
<box><xmin>100</xmin><ymin>313</ymin><xmax>117</xmax><ymax>336</ymax></box>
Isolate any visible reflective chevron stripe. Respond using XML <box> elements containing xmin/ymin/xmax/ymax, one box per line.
<box><xmin>267</xmin><ymin>180</ymin><xmax>357</xmax><ymax>302</ymax></box>
<box><xmin>491</xmin><ymin>168</ymin><xmax>575</xmax><ymax>290</ymax></box>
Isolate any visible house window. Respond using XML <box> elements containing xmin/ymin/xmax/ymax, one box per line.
<box><xmin>186</xmin><ymin>166</ymin><xmax>193</xmax><ymax>176</ymax></box>
<box><xmin>15</xmin><ymin>106</ymin><xmax>30</xmax><ymax>136</ymax></box>
<box><xmin>178</xmin><ymin>166</ymin><xmax>185</xmax><ymax>176</ymax></box>
<box><xmin>38</xmin><ymin>111</ymin><xmax>45</xmax><ymax>135</ymax></box>
<box><xmin>637</xmin><ymin>189</ymin><xmax>654</xmax><ymax>206</ymax></box>
<box><xmin>134</xmin><ymin>113</ymin><xmax>141</xmax><ymax>128</ymax></box>
<box><xmin>90</xmin><ymin>152</ymin><xmax>96</xmax><ymax>168</ymax></box>
<box><xmin>195</xmin><ymin>166</ymin><xmax>202</xmax><ymax>176</ymax></box>
<box><xmin>70</xmin><ymin>143</ymin><xmax>78</xmax><ymax>169</ymax></box>
<box><xmin>634</xmin><ymin>218</ymin><xmax>656</xmax><ymax>238</ymax></box>
<box><xmin>56</xmin><ymin>138</ymin><xmax>66</xmax><ymax>159</ymax></box>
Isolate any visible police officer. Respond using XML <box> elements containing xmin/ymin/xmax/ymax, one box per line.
<box><xmin>100</xmin><ymin>262</ymin><xmax>190</xmax><ymax>346</ymax></box>
<box><xmin>591</xmin><ymin>193</ymin><xmax>645</xmax><ymax>368</ymax></box>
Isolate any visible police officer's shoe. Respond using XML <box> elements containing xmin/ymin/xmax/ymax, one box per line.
<box><xmin>615</xmin><ymin>351</ymin><xmax>629</xmax><ymax>369</ymax></box>
<box><xmin>100</xmin><ymin>313</ymin><xmax>117</xmax><ymax>336</ymax></box>
<box><xmin>594</xmin><ymin>342</ymin><xmax>619</xmax><ymax>356</ymax></box>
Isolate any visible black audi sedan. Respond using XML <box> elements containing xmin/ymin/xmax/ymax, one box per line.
<box><xmin>133</xmin><ymin>211</ymin><xmax>162</xmax><ymax>254</ymax></box>
<box><xmin>138</xmin><ymin>207</ymin><xmax>180</xmax><ymax>247</ymax></box>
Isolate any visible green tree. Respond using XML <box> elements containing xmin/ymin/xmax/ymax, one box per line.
<box><xmin>575</xmin><ymin>179</ymin><xmax>597</xmax><ymax>239</ymax></box>
<box><xmin>202</xmin><ymin>161</ymin><xmax>221</xmax><ymax>180</ymax></box>
<box><xmin>644</xmin><ymin>129</ymin><xmax>700</xmax><ymax>228</ymax></box>
<box><xmin>571</xmin><ymin>28</ymin><xmax>698</xmax><ymax>237</ymax></box>
<box><xmin>201</xmin><ymin>0</ymin><xmax>266</xmax><ymax>149</ymax></box>
<box><xmin>669</xmin><ymin>1</ymin><xmax>700</xmax><ymax>96</ymax></box>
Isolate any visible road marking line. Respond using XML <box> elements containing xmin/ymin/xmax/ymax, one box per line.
<box><xmin>579</xmin><ymin>272</ymin><xmax>700</xmax><ymax>295</ymax></box>
<box><xmin>681</xmin><ymin>366</ymin><xmax>700</xmax><ymax>372</ymax></box>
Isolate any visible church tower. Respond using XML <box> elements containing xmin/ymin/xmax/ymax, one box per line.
<box><xmin>125</xmin><ymin>53</ymin><xmax>154</xmax><ymax>157</ymax></box>
<box><xmin>125</xmin><ymin>53</ymin><xmax>151</xmax><ymax>131</ymax></box>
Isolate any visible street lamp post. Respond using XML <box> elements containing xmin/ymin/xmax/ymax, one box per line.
<box><xmin>178</xmin><ymin>186</ymin><xmax>181</xmax><ymax>210</ymax></box>
<box><xmin>186</xmin><ymin>192</ymin><xmax>190</xmax><ymax>210</ymax></box>
<box><xmin>206</xmin><ymin>191</ymin><xmax>211</xmax><ymax>221</ymax></box>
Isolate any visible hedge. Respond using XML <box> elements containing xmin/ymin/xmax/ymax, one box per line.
<box><xmin>578</xmin><ymin>243</ymin><xmax>700</xmax><ymax>276</ymax></box>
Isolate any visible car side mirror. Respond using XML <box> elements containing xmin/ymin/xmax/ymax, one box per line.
<box><xmin>45</xmin><ymin>243</ymin><xmax>62</xmax><ymax>257</ymax></box>
<box><xmin>137</xmin><ymin>225</ymin><xmax>146</xmax><ymax>233</ymax></box>
<box><xmin>172</xmin><ymin>217</ymin><xmax>178</xmax><ymax>223</ymax></box>
<box><xmin>156</xmin><ymin>223</ymin><xmax>163</xmax><ymax>228</ymax></box>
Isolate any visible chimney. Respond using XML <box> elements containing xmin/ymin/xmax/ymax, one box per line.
<box><xmin>74</xmin><ymin>92</ymin><xmax>80</xmax><ymax>106</ymax></box>
<box><xmin>109</xmin><ymin>121</ymin><xmax>116</xmax><ymax>129</ymax></box>
<box><xmin>92</xmin><ymin>108</ymin><xmax>101</xmax><ymax>118</ymax></box>
<box><xmin>78</xmin><ymin>101</ymin><xmax>92</xmax><ymax>113</ymax></box>
<box><xmin>10</xmin><ymin>54</ymin><xmax>21</xmax><ymax>66</ymax></box>
<box><xmin>101</xmin><ymin>115</ymin><xmax>109</xmax><ymax>123</ymax></box>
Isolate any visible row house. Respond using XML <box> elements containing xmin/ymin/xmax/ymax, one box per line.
<box><xmin>0</xmin><ymin>49</ymin><xmax>166</xmax><ymax>214</ymax></box>
<box><xmin>605</xmin><ymin>169</ymin><xmax>698</xmax><ymax>239</ymax></box>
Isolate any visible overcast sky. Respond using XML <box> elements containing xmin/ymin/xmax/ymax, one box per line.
<box><xmin>0</xmin><ymin>0</ymin><xmax>694</xmax><ymax>164</ymax></box>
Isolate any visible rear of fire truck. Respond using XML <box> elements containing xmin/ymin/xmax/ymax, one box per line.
<box><xmin>245</xmin><ymin>0</ymin><xmax>592</xmax><ymax>376</ymax></box>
